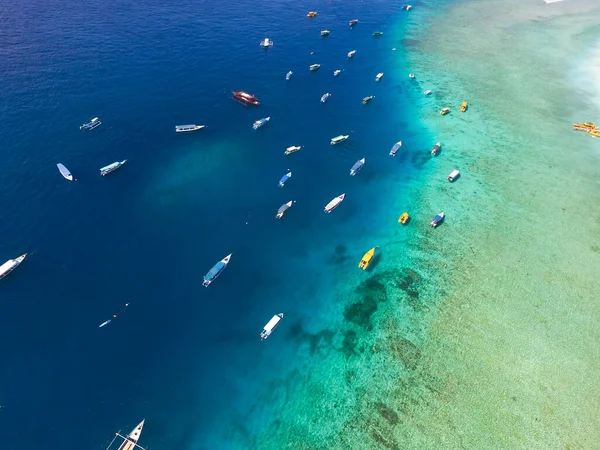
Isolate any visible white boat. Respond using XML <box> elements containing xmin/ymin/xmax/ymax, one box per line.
<box><xmin>350</xmin><ymin>158</ymin><xmax>365</xmax><ymax>176</ymax></box>
<box><xmin>424</xmin><ymin>90</ymin><xmax>432</xmax><ymax>95</ymax></box>
<box><xmin>324</xmin><ymin>193</ymin><xmax>345</xmax><ymax>213</ymax></box>
<box><xmin>80</xmin><ymin>117</ymin><xmax>101</xmax><ymax>131</ymax></box>
<box><xmin>402</xmin><ymin>5</ymin><xmax>412</xmax><ymax>10</ymax></box>
<box><xmin>333</xmin><ymin>70</ymin><xmax>341</xmax><ymax>77</ymax></box>
<box><xmin>260</xmin><ymin>313</ymin><xmax>284</xmax><ymax>340</ymax></box>
<box><xmin>321</xmin><ymin>93</ymin><xmax>331</xmax><ymax>103</ymax></box>
<box><xmin>276</xmin><ymin>201</ymin><xmax>294</xmax><ymax>219</ymax></box>
<box><xmin>447</xmin><ymin>170</ymin><xmax>460</xmax><ymax>182</ymax></box>
<box><xmin>310</xmin><ymin>64</ymin><xmax>321</xmax><ymax>71</ymax></box>
<box><xmin>321</xmin><ymin>30</ymin><xmax>330</xmax><ymax>36</ymax></box>
<box><xmin>105</xmin><ymin>420</ymin><xmax>146</xmax><ymax>450</ymax></box>
<box><xmin>284</xmin><ymin>146</ymin><xmax>301</xmax><ymax>155</ymax></box>
<box><xmin>175</xmin><ymin>124</ymin><xmax>205</xmax><ymax>133</ymax></box>
<box><xmin>100</xmin><ymin>160</ymin><xmax>127</xmax><ymax>176</ymax></box>
<box><xmin>0</xmin><ymin>253</ymin><xmax>27</xmax><ymax>281</ymax></box>
<box><xmin>376</xmin><ymin>72</ymin><xmax>384</xmax><ymax>82</ymax></box>
<box><xmin>348</xmin><ymin>50</ymin><xmax>356</xmax><ymax>58</ymax></box>
<box><xmin>286</xmin><ymin>71</ymin><xmax>293</xmax><ymax>81</ymax></box>
<box><xmin>57</xmin><ymin>163</ymin><xmax>74</xmax><ymax>181</ymax></box>
<box><xmin>330</xmin><ymin>135</ymin><xmax>349</xmax><ymax>145</ymax></box>
<box><xmin>260</xmin><ymin>38</ymin><xmax>274</xmax><ymax>48</ymax></box>
<box><xmin>389</xmin><ymin>141</ymin><xmax>402</xmax><ymax>156</ymax></box>
<box><xmin>253</xmin><ymin>117</ymin><xmax>270</xmax><ymax>130</ymax></box>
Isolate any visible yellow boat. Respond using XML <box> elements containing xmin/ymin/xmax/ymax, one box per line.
<box><xmin>460</xmin><ymin>101</ymin><xmax>468</xmax><ymax>112</ymax></box>
<box><xmin>358</xmin><ymin>247</ymin><xmax>376</xmax><ymax>270</ymax></box>
<box><xmin>398</xmin><ymin>212</ymin><xmax>409</xmax><ymax>224</ymax></box>
<box><xmin>440</xmin><ymin>107</ymin><xmax>450</xmax><ymax>115</ymax></box>
<box><xmin>307</xmin><ymin>11</ymin><xmax>317</xmax><ymax>18</ymax></box>
<box><xmin>573</xmin><ymin>122</ymin><xmax>597</xmax><ymax>131</ymax></box>
<box><xmin>589</xmin><ymin>129</ymin><xmax>600</xmax><ymax>137</ymax></box>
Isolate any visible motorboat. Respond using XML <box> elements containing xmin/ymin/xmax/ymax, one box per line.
<box><xmin>348</xmin><ymin>50</ymin><xmax>356</xmax><ymax>58</ymax></box>
<box><xmin>362</xmin><ymin>96</ymin><xmax>374</xmax><ymax>105</ymax></box>
<box><xmin>398</xmin><ymin>212</ymin><xmax>409</xmax><ymax>224</ymax></box>
<box><xmin>232</xmin><ymin>91</ymin><xmax>260</xmax><ymax>106</ymax></box>
<box><xmin>448</xmin><ymin>170</ymin><xmax>460</xmax><ymax>182</ymax></box>
<box><xmin>324</xmin><ymin>194</ymin><xmax>345</xmax><ymax>213</ymax></box>
<box><xmin>260</xmin><ymin>38</ymin><xmax>273</xmax><ymax>48</ymax></box>
<box><xmin>285</xmin><ymin>145</ymin><xmax>302</xmax><ymax>155</ymax></box>
<box><xmin>402</xmin><ymin>5</ymin><xmax>413</xmax><ymax>10</ymax></box>
<box><xmin>334</xmin><ymin>69</ymin><xmax>341</xmax><ymax>76</ymax></box>
<box><xmin>100</xmin><ymin>160</ymin><xmax>127</xmax><ymax>176</ymax></box>
<box><xmin>276</xmin><ymin>201</ymin><xmax>294</xmax><ymax>219</ymax></box>
<box><xmin>440</xmin><ymin>107</ymin><xmax>450</xmax><ymax>115</ymax></box>
<box><xmin>431</xmin><ymin>142</ymin><xmax>441</xmax><ymax>155</ymax></box>
<box><xmin>57</xmin><ymin>163</ymin><xmax>74</xmax><ymax>181</ymax></box>
<box><xmin>572</xmin><ymin>122</ymin><xmax>597</xmax><ymax>131</ymax></box>
<box><xmin>320</xmin><ymin>30</ymin><xmax>330</xmax><ymax>36</ymax></box>
<box><xmin>253</xmin><ymin>117</ymin><xmax>270</xmax><ymax>130</ymax></box>
<box><xmin>260</xmin><ymin>313</ymin><xmax>284</xmax><ymax>340</ymax></box>
<box><xmin>202</xmin><ymin>254</ymin><xmax>232</xmax><ymax>287</ymax></box>
<box><xmin>330</xmin><ymin>135</ymin><xmax>349</xmax><ymax>145</ymax></box>
<box><xmin>431</xmin><ymin>212</ymin><xmax>445</xmax><ymax>228</ymax></box>
<box><xmin>375</xmin><ymin>72</ymin><xmax>384</xmax><ymax>81</ymax></box>
<box><xmin>278</xmin><ymin>171</ymin><xmax>292</xmax><ymax>187</ymax></box>
<box><xmin>321</xmin><ymin>93</ymin><xmax>331</xmax><ymax>103</ymax></box>
<box><xmin>589</xmin><ymin>129</ymin><xmax>600</xmax><ymax>137</ymax></box>
<box><xmin>105</xmin><ymin>420</ymin><xmax>147</xmax><ymax>450</ymax></box>
<box><xmin>80</xmin><ymin>117</ymin><xmax>101</xmax><ymax>131</ymax></box>
<box><xmin>358</xmin><ymin>247</ymin><xmax>376</xmax><ymax>270</ymax></box>
<box><xmin>460</xmin><ymin>101</ymin><xmax>468</xmax><ymax>112</ymax></box>
<box><xmin>349</xmin><ymin>158</ymin><xmax>365</xmax><ymax>176</ymax></box>
<box><xmin>0</xmin><ymin>253</ymin><xmax>27</xmax><ymax>281</ymax></box>
<box><xmin>309</xmin><ymin>64</ymin><xmax>321</xmax><ymax>71</ymax></box>
<box><xmin>373</xmin><ymin>31</ymin><xmax>383</xmax><ymax>37</ymax></box>
<box><xmin>409</xmin><ymin>73</ymin><xmax>415</xmax><ymax>79</ymax></box>
<box><xmin>349</xmin><ymin>19</ymin><xmax>359</xmax><ymax>27</ymax></box>
<box><xmin>175</xmin><ymin>124</ymin><xmax>205</xmax><ymax>133</ymax></box>
<box><xmin>307</xmin><ymin>11</ymin><xmax>317</xmax><ymax>18</ymax></box>
<box><xmin>389</xmin><ymin>141</ymin><xmax>402</xmax><ymax>156</ymax></box>
<box><xmin>286</xmin><ymin>71</ymin><xmax>293</xmax><ymax>81</ymax></box>
<box><xmin>424</xmin><ymin>90</ymin><xmax>432</xmax><ymax>95</ymax></box>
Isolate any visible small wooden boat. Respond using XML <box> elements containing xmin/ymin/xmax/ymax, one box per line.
<box><xmin>373</xmin><ymin>31</ymin><xmax>383</xmax><ymax>37</ymax></box>
<box><xmin>276</xmin><ymin>201</ymin><xmax>294</xmax><ymax>219</ymax></box>
<box><xmin>320</xmin><ymin>30</ymin><xmax>330</xmax><ymax>37</ymax></box>
<box><xmin>349</xmin><ymin>19</ymin><xmax>359</xmax><ymax>27</ymax></box>
<box><xmin>307</xmin><ymin>11</ymin><xmax>318</xmax><ymax>18</ymax></box>
<box><xmin>431</xmin><ymin>212</ymin><xmax>445</xmax><ymax>228</ymax></box>
<box><xmin>358</xmin><ymin>247</ymin><xmax>376</xmax><ymax>270</ymax></box>
<box><xmin>460</xmin><ymin>101</ymin><xmax>468</xmax><ymax>112</ymax></box>
<box><xmin>350</xmin><ymin>158</ymin><xmax>365</xmax><ymax>176</ymax></box>
<box><xmin>100</xmin><ymin>160</ymin><xmax>127</xmax><ymax>176</ymax></box>
<box><xmin>348</xmin><ymin>50</ymin><xmax>356</xmax><ymax>58</ymax></box>
<box><xmin>324</xmin><ymin>194</ymin><xmax>345</xmax><ymax>213</ymax></box>
<box><xmin>175</xmin><ymin>124</ymin><xmax>205</xmax><ymax>133</ymax></box>
<box><xmin>285</xmin><ymin>145</ymin><xmax>302</xmax><ymax>155</ymax></box>
<box><xmin>440</xmin><ymin>107</ymin><xmax>450</xmax><ymax>115</ymax></box>
<box><xmin>362</xmin><ymin>96</ymin><xmax>374</xmax><ymax>105</ymax></box>
<box><xmin>330</xmin><ymin>135</ymin><xmax>349</xmax><ymax>145</ymax></box>
<box><xmin>57</xmin><ymin>163</ymin><xmax>74</xmax><ymax>181</ymax></box>
<box><xmin>375</xmin><ymin>72</ymin><xmax>384</xmax><ymax>82</ymax></box>
<box><xmin>398</xmin><ymin>212</ymin><xmax>409</xmax><ymax>225</ymax></box>
<box><xmin>310</xmin><ymin>64</ymin><xmax>321</xmax><ymax>71</ymax></box>
<box><xmin>431</xmin><ymin>142</ymin><xmax>441</xmax><ymax>155</ymax></box>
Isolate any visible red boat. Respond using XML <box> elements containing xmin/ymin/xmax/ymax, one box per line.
<box><xmin>232</xmin><ymin>91</ymin><xmax>260</xmax><ymax>106</ymax></box>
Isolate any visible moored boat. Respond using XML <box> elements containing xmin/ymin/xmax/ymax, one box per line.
<box><xmin>424</xmin><ymin>90</ymin><xmax>432</xmax><ymax>95</ymax></box>
<box><xmin>324</xmin><ymin>194</ymin><xmax>346</xmax><ymax>213</ymax></box>
<box><xmin>330</xmin><ymin>135</ymin><xmax>349</xmax><ymax>145</ymax></box>
<box><xmin>431</xmin><ymin>212</ymin><xmax>445</xmax><ymax>228</ymax></box>
<box><xmin>232</xmin><ymin>91</ymin><xmax>260</xmax><ymax>106</ymax></box>
<box><xmin>447</xmin><ymin>169</ymin><xmax>460</xmax><ymax>182</ymax></box>
<box><xmin>389</xmin><ymin>141</ymin><xmax>402</xmax><ymax>156</ymax></box>
<box><xmin>253</xmin><ymin>117</ymin><xmax>270</xmax><ymax>130</ymax></box>
<box><xmin>284</xmin><ymin>145</ymin><xmax>302</xmax><ymax>155</ymax></box>
<box><xmin>409</xmin><ymin>73</ymin><xmax>415</xmax><ymax>79</ymax></box>
<box><xmin>440</xmin><ymin>107</ymin><xmax>450</xmax><ymax>115</ymax></box>
<box><xmin>80</xmin><ymin>117</ymin><xmax>101</xmax><ymax>131</ymax></box>
<box><xmin>100</xmin><ymin>160</ymin><xmax>127</xmax><ymax>176</ymax></box>
<box><xmin>0</xmin><ymin>253</ymin><xmax>27</xmax><ymax>281</ymax></box>
<box><xmin>279</xmin><ymin>171</ymin><xmax>292</xmax><ymax>187</ymax></box>
<box><xmin>350</xmin><ymin>158</ymin><xmax>365</xmax><ymax>176</ymax></box>
<box><xmin>349</xmin><ymin>19</ymin><xmax>359</xmax><ymax>27</ymax></box>
<box><xmin>310</xmin><ymin>64</ymin><xmax>321</xmax><ymax>71</ymax></box>
<box><xmin>348</xmin><ymin>50</ymin><xmax>356</xmax><ymax>58</ymax></box>
<box><xmin>460</xmin><ymin>101</ymin><xmax>468</xmax><ymax>112</ymax></box>
<box><xmin>286</xmin><ymin>71</ymin><xmax>293</xmax><ymax>81</ymax></box>
<box><xmin>320</xmin><ymin>30</ymin><xmax>330</xmax><ymax>36</ymax></box>
<box><xmin>307</xmin><ymin>11</ymin><xmax>317</xmax><ymax>18</ymax></box>
<box><xmin>358</xmin><ymin>247</ymin><xmax>376</xmax><ymax>270</ymax></box>
<box><xmin>260</xmin><ymin>313</ymin><xmax>284</xmax><ymax>340</ymax></box>
<box><xmin>175</xmin><ymin>124</ymin><xmax>205</xmax><ymax>133</ymax></box>
<box><xmin>276</xmin><ymin>201</ymin><xmax>294</xmax><ymax>219</ymax></box>
<box><xmin>57</xmin><ymin>163</ymin><xmax>74</xmax><ymax>181</ymax></box>
<box><xmin>321</xmin><ymin>92</ymin><xmax>331</xmax><ymax>103</ymax></box>
<box><xmin>589</xmin><ymin>129</ymin><xmax>600</xmax><ymax>137</ymax></box>
<box><xmin>202</xmin><ymin>254</ymin><xmax>232</xmax><ymax>287</ymax></box>
<box><xmin>402</xmin><ymin>4</ymin><xmax>413</xmax><ymax>10</ymax></box>
<box><xmin>260</xmin><ymin>38</ymin><xmax>273</xmax><ymax>48</ymax></box>
<box><xmin>398</xmin><ymin>212</ymin><xmax>409</xmax><ymax>224</ymax></box>
<box><xmin>362</xmin><ymin>95</ymin><xmax>374</xmax><ymax>105</ymax></box>
<box><xmin>334</xmin><ymin>69</ymin><xmax>341</xmax><ymax>76</ymax></box>
<box><xmin>373</xmin><ymin>31</ymin><xmax>383</xmax><ymax>37</ymax></box>
<box><xmin>104</xmin><ymin>419</ymin><xmax>146</xmax><ymax>450</ymax></box>
<box><xmin>431</xmin><ymin>142</ymin><xmax>441</xmax><ymax>155</ymax></box>
<box><xmin>375</xmin><ymin>72</ymin><xmax>384</xmax><ymax>81</ymax></box>
<box><xmin>572</xmin><ymin>122</ymin><xmax>596</xmax><ymax>131</ymax></box>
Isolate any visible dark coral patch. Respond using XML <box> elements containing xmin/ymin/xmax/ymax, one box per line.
<box><xmin>376</xmin><ymin>402</ymin><xmax>400</xmax><ymax>425</ymax></box>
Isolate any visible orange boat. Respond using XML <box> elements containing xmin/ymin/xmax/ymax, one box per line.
<box><xmin>307</xmin><ymin>11</ymin><xmax>318</xmax><ymax>18</ymax></box>
<box><xmin>398</xmin><ymin>212</ymin><xmax>409</xmax><ymax>225</ymax></box>
<box><xmin>232</xmin><ymin>91</ymin><xmax>260</xmax><ymax>106</ymax></box>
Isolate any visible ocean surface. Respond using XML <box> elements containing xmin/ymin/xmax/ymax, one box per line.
<box><xmin>0</xmin><ymin>1</ymin><xmax>426</xmax><ymax>448</ymax></box>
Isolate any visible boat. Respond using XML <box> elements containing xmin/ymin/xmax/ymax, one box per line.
<box><xmin>321</xmin><ymin>93</ymin><xmax>331</xmax><ymax>103</ymax></box>
<box><xmin>330</xmin><ymin>135</ymin><xmax>349</xmax><ymax>145</ymax></box>
<box><xmin>324</xmin><ymin>194</ymin><xmax>345</xmax><ymax>213</ymax></box>
<box><xmin>253</xmin><ymin>117</ymin><xmax>270</xmax><ymax>130</ymax></box>
<box><xmin>409</xmin><ymin>73</ymin><xmax>415</xmax><ymax>79</ymax></box>
<box><xmin>80</xmin><ymin>117</ymin><xmax>101</xmax><ymax>131</ymax></box>
<box><xmin>402</xmin><ymin>4</ymin><xmax>413</xmax><ymax>10</ymax></box>
<box><xmin>358</xmin><ymin>247</ymin><xmax>376</xmax><ymax>270</ymax></box>
<box><xmin>572</xmin><ymin>122</ymin><xmax>596</xmax><ymax>131</ymax></box>
<box><xmin>100</xmin><ymin>160</ymin><xmax>127</xmax><ymax>176</ymax></box>
<box><xmin>286</xmin><ymin>71</ymin><xmax>293</xmax><ymax>81</ymax></box>
<box><xmin>260</xmin><ymin>313</ymin><xmax>284</xmax><ymax>340</ymax></box>
<box><xmin>375</xmin><ymin>72</ymin><xmax>384</xmax><ymax>82</ymax></box>
<box><xmin>362</xmin><ymin>96</ymin><xmax>374</xmax><ymax>105</ymax></box>
<box><xmin>307</xmin><ymin>11</ymin><xmax>317</xmax><ymax>18</ymax></box>
<box><xmin>321</xmin><ymin>30</ymin><xmax>330</xmax><ymax>36</ymax></box>
<box><xmin>589</xmin><ymin>129</ymin><xmax>600</xmax><ymax>137</ymax></box>
<box><xmin>349</xmin><ymin>19</ymin><xmax>359</xmax><ymax>27</ymax></box>
<box><xmin>431</xmin><ymin>142</ymin><xmax>441</xmax><ymax>155</ymax></box>
<box><xmin>447</xmin><ymin>169</ymin><xmax>460</xmax><ymax>182</ymax></box>
<box><xmin>232</xmin><ymin>91</ymin><xmax>260</xmax><ymax>106</ymax></box>
<box><xmin>334</xmin><ymin>70</ymin><xmax>341</xmax><ymax>77</ymax></box>
<box><xmin>260</xmin><ymin>38</ymin><xmax>273</xmax><ymax>48</ymax></box>
<box><xmin>104</xmin><ymin>420</ymin><xmax>146</xmax><ymax>450</ymax></box>
<box><xmin>202</xmin><ymin>254</ymin><xmax>232</xmax><ymax>287</ymax></box>
<box><xmin>0</xmin><ymin>253</ymin><xmax>27</xmax><ymax>281</ymax></box>
<box><xmin>309</xmin><ymin>64</ymin><xmax>321</xmax><ymax>71</ymax></box>
<box><xmin>440</xmin><ymin>107</ymin><xmax>450</xmax><ymax>115</ymax></box>
<box><xmin>349</xmin><ymin>158</ymin><xmax>365</xmax><ymax>176</ymax></box>
<box><xmin>431</xmin><ymin>212</ymin><xmax>445</xmax><ymax>228</ymax></box>
<box><xmin>348</xmin><ymin>50</ymin><xmax>356</xmax><ymax>58</ymax></box>
<box><xmin>175</xmin><ymin>124</ymin><xmax>205</xmax><ymax>133</ymax></box>
<box><xmin>460</xmin><ymin>101</ymin><xmax>468</xmax><ymax>112</ymax></box>
<box><xmin>424</xmin><ymin>90</ymin><xmax>432</xmax><ymax>95</ymax></box>
<box><xmin>279</xmin><ymin>171</ymin><xmax>292</xmax><ymax>187</ymax></box>
<box><xmin>285</xmin><ymin>145</ymin><xmax>302</xmax><ymax>155</ymax></box>
<box><xmin>389</xmin><ymin>141</ymin><xmax>402</xmax><ymax>156</ymax></box>
<box><xmin>276</xmin><ymin>201</ymin><xmax>294</xmax><ymax>219</ymax></box>
<box><xmin>57</xmin><ymin>163</ymin><xmax>74</xmax><ymax>181</ymax></box>
<box><xmin>373</xmin><ymin>31</ymin><xmax>383</xmax><ymax>37</ymax></box>
<box><xmin>398</xmin><ymin>212</ymin><xmax>409</xmax><ymax>224</ymax></box>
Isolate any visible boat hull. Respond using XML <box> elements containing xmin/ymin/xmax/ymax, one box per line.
<box><xmin>0</xmin><ymin>254</ymin><xmax>26</xmax><ymax>281</ymax></box>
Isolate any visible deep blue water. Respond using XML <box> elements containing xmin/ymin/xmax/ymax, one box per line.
<box><xmin>0</xmin><ymin>0</ymin><xmax>426</xmax><ymax>448</ymax></box>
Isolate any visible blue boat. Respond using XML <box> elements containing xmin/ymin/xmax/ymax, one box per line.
<box><xmin>431</xmin><ymin>212</ymin><xmax>445</xmax><ymax>228</ymax></box>
<box><xmin>202</xmin><ymin>254</ymin><xmax>232</xmax><ymax>287</ymax></box>
<box><xmin>350</xmin><ymin>158</ymin><xmax>365</xmax><ymax>176</ymax></box>
<box><xmin>278</xmin><ymin>171</ymin><xmax>292</xmax><ymax>187</ymax></box>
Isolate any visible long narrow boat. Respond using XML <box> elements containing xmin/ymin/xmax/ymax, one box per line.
<box><xmin>349</xmin><ymin>19</ymin><xmax>359</xmax><ymax>27</ymax></box>
<box><xmin>175</xmin><ymin>124</ymin><xmax>205</xmax><ymax>133</ymax></box>
<box><xmin>358</xmin><ymin>247</ymin><xmax>376</xmax><ymax>270</ymax></box>
<box><xmin>431</xmin><ymin>212</ymin><xmax>445</xmax><ymax>228</ymax></box>
<box><xmin>324</xmin><ymin>194</ymin><xmax>345</xmax><ymax>213</ymax></box>
<box><xmin>100</xmin><ymin>160</ymin><xmax>127</xmax><ymax>176</ymax></box>
<box><xmin>285</xmin><ymin>145</ymin><xmax>301</xmax><ymax>155</ymax></box>
<box><xmin>362</xmin><ymin>96</ymin><xmax>374</xmax><ymax>105</ymax></box>
<box><xmin>375</xmin><ymin>72</ymin><xmax>384</xmax><ymax>82</ymax></box>
<box><xmin>310</xmin><ymin>64</ymin><xmax>321</xmax><ymax>72</ymax></box>
<box><xmin>276</xmin><ymin>201</ymin><xmax>294</xmax><ymax>219</ymax></box>
<box><xmin>431</xmin><ymin>142</ymin><xmax>441</xmax><ymax>155</ymax></box>
<box><xmin>202</xmin><ymin>254</ymin><xmax>232</xmax><ymax>287</ymax></box>
<box><xmin>320</xmin><ymin>30</ymin><xmax>330</xmax><ymax>36</ymax></box>
<box><xmin>389</xmin><ymin>141</ymin><xmax>402</xmax><ymax>156</ymax></box>
<box><xmin>253</xmin><ymin>117</ymin><xmax>270</xmax><ymax>130</ymax></box>
<box><xmin>80</xmin><ymin>117</ymin><xmax>101</xmax><ymax>130</ymax></box>
<box><xmin>57</xmin><ymin>163</ymin><xmax>74</xmax><ymax>181</ymax></box>
<box><xmin>105</xmin><ymin>420</ymin><xmax>146</xmax><ymax>450</ymax></box>
<box><xmin>232</xmin><ymin>91</ymin><xmax>260</xmax><ymax>106</ymax></box>
<box><xmin>321</xmin><ymin>93</ymin><xmax>331</xmax><ymax>103</ymax></box>
<box><xmin>261</xmin><ymin>313</ymin><xmax>284</xmax><ymax>340</ymax></box>
<box><xmin>350</xmin><ymin>158</ymin><xmax>365</xmax><ymax>176</ymax></box>
<box><xmin>278</xmin><ymin>172</ymin><xmax>292</xmax><ymax>187</ymax></box>
<box><xmin>372</xmin><ymin>31</ymin><xmax>383</xmax><ymax>37</ymax></box>
<box><xmin>286</xmin><ymin>71</ymin><xmax>293</xmax><ymax>81</ymax></box>
<box><xmin>330</xmin><ymin>135</ymin><xmax>349</xmax><ymax>145</ymax></box>
<box><xmin>0</xmin><ymin>253</ymin><xmax>27</xmax><ymax>281</ymax></box>
<box><xmin>348</xmin><ymin>50</ymin><xmax>356</xmax><ymax>58</ymax></box>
